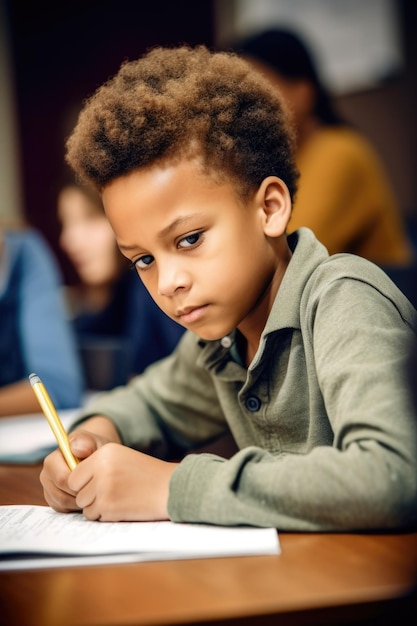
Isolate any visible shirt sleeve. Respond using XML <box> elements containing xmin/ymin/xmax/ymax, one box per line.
<box><xmin>17</xmin><ymin>230</ymin><xmax>84</xmax><ymax>408</ymax></box>
<box><xmin>71</xmin><ymin>330</ymin><xmax>228</xmax><ymax>457</ymax></box>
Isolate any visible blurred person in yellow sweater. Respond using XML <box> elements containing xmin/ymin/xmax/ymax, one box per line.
<box><xmin>233</xmin><ymin>28</ymin><xmax>414</xmax><ymax>266</ymax></box>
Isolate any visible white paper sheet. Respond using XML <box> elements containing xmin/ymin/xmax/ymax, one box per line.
<box><xmin>0</xmin><ymin>505</ymin><xmax>280</xmax><ymax>570</ymax></box>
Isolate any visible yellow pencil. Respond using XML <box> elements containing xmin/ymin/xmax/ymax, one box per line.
<box><xmin>29</xmin><ymin>373</ymin><xmax>79</xmax><ymax>470</ymax></box>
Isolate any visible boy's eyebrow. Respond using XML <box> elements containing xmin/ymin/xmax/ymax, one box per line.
<box><xmin>119</xmin><ymin>213</ymin><xmax>204</xmax><ymax>252</ymax></box>
<box><xmin>158</xmin><ymin>214</ymin><xmax>204</xmax><ymax>239</ymax></box>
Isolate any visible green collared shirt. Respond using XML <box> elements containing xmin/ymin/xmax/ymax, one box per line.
<box><xmin>74</xmin><ymin>228</ymin><xmax>417</xmax><ymax>531</ymax></box>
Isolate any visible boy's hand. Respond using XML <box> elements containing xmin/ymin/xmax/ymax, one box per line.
<box><xmin>68</xmin><ymin>444</ymin><xmax>178</xmax><ymax>521</ymax></box>
<box><xmin>40</xmin><ymin>426</ymin><xmax>179</xmax><ymax>521</ymax></box>
<box><xmin>40</xmin><ymin>428</ymin><xmax>110</xmax><ymax>513</ymax></box>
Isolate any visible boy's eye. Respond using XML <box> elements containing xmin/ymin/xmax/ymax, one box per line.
<box><xmin>178</xmin><ymin>232</ymin><xmax>202</xmax><ymax>248</ymax></box>
<box><xmin>130</xmin><ymin>231</ymin><xmax>203</xmax><ymax>271</ymax></box>
<box><xmin>132</xmin><ymin>254</ymin><xmax>154</xmax><ymax>270</ymax></box>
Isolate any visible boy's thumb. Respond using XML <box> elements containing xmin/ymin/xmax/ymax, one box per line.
<box><xmin>69</xmin><ymin>431</ymin><xmax>98</xmax><ymax>459</ymax></box>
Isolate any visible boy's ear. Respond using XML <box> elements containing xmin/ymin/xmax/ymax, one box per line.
<box><xmin>255</xmin><ymin>177</ymin><xmax>292</xmax><ymax>236</ymax></box>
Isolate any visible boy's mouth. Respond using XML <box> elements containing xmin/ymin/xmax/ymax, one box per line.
<box><xmin>176</xmin><ymin>304</ymin><xmax>209</xmax><ymax>324</ymax></box>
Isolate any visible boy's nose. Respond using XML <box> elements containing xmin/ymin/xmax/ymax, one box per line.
<box><xmin>158</xmin><ymin>262</ymin><xmax>191</xmax><ymax>296</ymax></box>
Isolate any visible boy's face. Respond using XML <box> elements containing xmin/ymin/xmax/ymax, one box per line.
<box><xmin>102</xmin><ymin>160</ymin><xmax>287</xmax><ymax>342</ymax></box>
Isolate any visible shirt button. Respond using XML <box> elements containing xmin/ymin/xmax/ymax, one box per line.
<box><xmin>220</xmin><ymin>336</ymin><xmax>233</xmax><ymax>348</ymax></box>
<box><xmin>245</xmin><ymin>396</ymin><xmax>261</xmax><ymax>412</ymax></box>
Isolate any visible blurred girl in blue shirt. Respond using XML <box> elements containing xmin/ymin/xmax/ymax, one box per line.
<box><xmin>0</xmin><ymin>226</ymin><xmax>84</xmax><ymax>415</ymax></box>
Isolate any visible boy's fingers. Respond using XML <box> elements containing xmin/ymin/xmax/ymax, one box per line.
<box><xmin>69</xmin><ymin>431</ymin><xmax>98</xmax><ymax>458</ymax></box>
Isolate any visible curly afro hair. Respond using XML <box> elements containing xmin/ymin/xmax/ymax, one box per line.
<box><xmin>66</xmin><ymin>44</ymin><xmax>299</xmax><ymax>202</ymax></box>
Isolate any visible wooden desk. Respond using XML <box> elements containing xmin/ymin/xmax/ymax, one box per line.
<box><xmin>0</xmin><ymin>463</ymin><xmax>416</xmax><ymax>626</ymax></box>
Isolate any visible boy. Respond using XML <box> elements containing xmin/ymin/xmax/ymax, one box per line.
<box><xmin>41</xmin><ymin>45</ymin><xmax>417</xmax><ymax>531</ymax></box>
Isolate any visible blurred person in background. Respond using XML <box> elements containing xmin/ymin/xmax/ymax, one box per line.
<box><xmin>0</xmin><ymin>224</ymin><xmax>84</xmax><ymax>416</ymax></box>
<box><xmin>57</xmin><ymin>179</ymin><xmax>185</xmax><ymax>390</ymax></box>
<box><xmin>231</xmin><ymin>28</ymin><xmax>414</xmax><ymax>267</ymax></box>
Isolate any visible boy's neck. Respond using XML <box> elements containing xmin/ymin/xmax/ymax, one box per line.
<box><xmin>236</xmin><ymin>237</ymin><xmax>292</xmax><ymax>367</ymax></box>
<box><xmin>236</xmin><ymin>332</ymin><xmax>257</xmax><ymax>369</ymax></box>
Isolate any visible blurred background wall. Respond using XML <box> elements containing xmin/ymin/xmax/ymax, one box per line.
<box><xmin>0</xmin><ymin>0</ymin><xmax>23</xmax><ymax>227</ymax></box>
<box><xmin>1</xmin><ymin>0</ymin><xmax>416</xmax><ymax>281</ymax></box>
<box><xmin>1</xmin><ymin>0</ymin><xmax>216</xmax><ymax>282</ymax></box>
